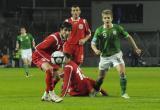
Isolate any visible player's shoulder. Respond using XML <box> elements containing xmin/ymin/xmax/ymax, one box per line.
<box><xmin>65</xmin><ymin>17</ymin><xmax>72</xmax><ymax>22</ymax></box>
<box><xmin>95</xmin><ymin>25</ymin><xmax>104</xmax><ymax>32</ymax></box>
<box><xmin>64</xmin><ymin>64</ymin><xmax>74</xmax><ymax>71</ymax></box>
<box><xmin>17</xmin><ymin>35</ymin><xmax>21</xmax><ymax>38</ymax></box>
<box><xmin>47</xmin><ymin>32</ymin><xmax>60</xmax><ymax>41</ymax></box>
<box><xmin>113</xmin><ymin>24</ymin><xmax>124</xmax><ymax>29</ymax></box>
<box><xmin>65</xmin><ymin>61</ymin><xmax>76</xmax><ymax>67</ymax></box>
<box><xmin>80</xmin><ymin>18</ymin><xmax>88</xmax><ymax>23</ymax></box>
<box><xmin>27</xmin><ymin>33</ymin><xmax>31</xmax><ymax>35</ymax></box>
<box><xmin>27</xmin><ymin>33</ymin><xmax>33</xmax><ymax>37</ymax></box>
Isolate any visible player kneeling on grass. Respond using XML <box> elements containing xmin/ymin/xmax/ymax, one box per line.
<box><xmin>51</xmin><ymin>51</ymin><xmax>108</xmax><ymax>97</ymax></box>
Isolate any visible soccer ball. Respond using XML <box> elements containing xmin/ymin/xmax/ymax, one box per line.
<box><xmin>51</xmin><ymin>51</ymin><xmax>65</xmax><ymax>64</ymax></box>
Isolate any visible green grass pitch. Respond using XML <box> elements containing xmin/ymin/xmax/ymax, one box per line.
<box><xmin>0</xmin><ymin>67</ymin><xmax>160</xmax><ymax>110</ymax></box>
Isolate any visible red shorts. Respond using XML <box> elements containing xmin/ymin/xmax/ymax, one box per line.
<box><xmin>63</xmin><ymin>43</ymin><xmax>84</xmax><ymax>65</ymax></box>
<box><xmin>68</xmin><ymin>78</ymin><xmax>94</xmax><ymax>96</ymax></box>
<box><xmin>32</xmin><ymin>51</ymin><xmax>59</xmax><ymax>70</ymax></box>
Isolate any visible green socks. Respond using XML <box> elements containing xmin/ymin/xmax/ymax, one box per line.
<box><xmin>120</xmin><ymin>74</ymin><xmax>127</xmax><ymax>95</ymax></box>
<box><xmin>24</xmin><ymin>64</ymin><xmax>29</xmax><ymax>76</ymax></box>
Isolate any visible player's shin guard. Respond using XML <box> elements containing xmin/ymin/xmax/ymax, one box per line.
<box><xmin>120</xmin><ymin>73</ymin><xmax>127</xmax><ymax>95</ymax></box>
<box><xmin>45</xmin><ymin>69</ymin><xmax>53</xmax><ymax>93</ymax></box>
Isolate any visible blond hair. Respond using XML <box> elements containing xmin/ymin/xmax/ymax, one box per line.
<box><xmin>102</xmin><ymin>9</ymin><xmax>113</xmax><ymax>18</ymax></box>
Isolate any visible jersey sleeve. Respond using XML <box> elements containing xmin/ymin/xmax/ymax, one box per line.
<box><xmin>118</xmin><ymin>25</ymin><xmax>129</xmax><ymax>38</ymax></box>
<box><xmin>28</xmin><ymin>33</ymin><xmax>35</xmax><ymax>47</ymax></box>
<box><xmin>91</xmin><ymin>28</ymin><xmax>100</xmax><ymax>45</ymax></box>
<box><xmin>28</xmin><ymin>33</ymin><xmax>34</xmax><ymax>41</ymax></box>
<box><xmin>83</xmin><ymin>19</ymin><xmax>91</xmax><ymax>36</ymax></box>
<box><xmin>35</xmin><ymin>35</ymin><xmax>57</xmax><ymax>61</ymax></box>
<box><xmin>61</xmin><ymin>65</ymin><xmax>73</xmax><ymax>97</ymax></box>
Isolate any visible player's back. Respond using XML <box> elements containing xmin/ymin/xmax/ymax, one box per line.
<box><xmin>64</xmin><ymin>61</ymin><xmax>89</xmax><ymax>89</ymax></box>
<box><xmin>35</xmin><ymin>32</ymin><xmax>63</xmax><ymax>60</ymax></box>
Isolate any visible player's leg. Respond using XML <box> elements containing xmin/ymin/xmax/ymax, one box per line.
<box><xmin>41</xmin><ymin>62</ymin><xmax>54</xmax><ymax>94</ymax></box>
<box><xmin>87</xmin><ymin>78</ymin><xmax>108</xmax><ymax>96</ymax></box>
<box><xmin>51</xmin><ymin>75</ymin><xmax>60</xmax><ymax>90</ymax></box>
<box><xmin>21</xmin><ymin>49</ymin><xmax>31</xmax><ymax>77</ymax></box>
<box><xmin>113</xmin><ymin>51</ymin><xmax>130</xmax><ymax>99</ymax></box>
<box><xmin>41</xmin><ymin>62</ymin><xmax>63</xmax><ymax>102</ymax></box>
<box><xmin>25</xmin><ymin>50</ymin><xmax>33</xmax><ymax>77</ymax></box>
<box><xmin>115</xmin><ymin>64</ymin><xmax>129</xmax><ymax>99</ymax></box>
<box><xmin>94</xmin><ymin>56</ymin><xmax>110</xmax><ymax>92</ymax></box>
<box><xmin>22</xmin><ymin>58</ymin><xmax>29</xmax><ymax>77</ymax></box>
<box><xmin>90</xmin><ymin>57</ymin><xmax>110</xmax><ymax>96</ymax></box>
<box><xmin>74</xmin><ymin>45</ymin><xmax>84</xmax><ymax>66</ymax></box>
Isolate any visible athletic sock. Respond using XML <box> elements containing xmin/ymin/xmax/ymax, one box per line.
<box><xmin>45</xmin><ymin>69</ymin><xmax>53</xmax><ymax>93</ymax></box>
<box><xmin>24</xmin><ymin>64</ymin><xmax>29</xmax><ymax>76</ymax></box>
<box><xmin>52</xmin><ymin>77</ymin><xmax>60</xmax><ymax>90</ymax></box>
<box><xmin>120</xmin><ymin>73</ymin><xmax>127</xmax><ymax>95</ymax></box>
<box><xmin>94</xmin><ymin>78</ymin><xmax>103</xmax><ymax>91</ymax></box>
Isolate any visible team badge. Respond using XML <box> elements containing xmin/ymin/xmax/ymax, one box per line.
<box><xmin>113</xmin><ymin>30</ymin><xmax>117</xmax><ymax>35</ymax></box>
<box><xmin>78</xmin><ymin>24</ymin><xmax>83</xmax><ymax>29</ymax></box>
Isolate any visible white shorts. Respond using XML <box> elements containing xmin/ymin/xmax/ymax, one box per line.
<box><xmin>21</xmin><ymin>49</ymin><xmax>32</xmax><ymax>61</ymax></box>
<box><xmin>99</xmin><ymin>51</ymin><xmax>125</xmax><ymax>70</ymax></box>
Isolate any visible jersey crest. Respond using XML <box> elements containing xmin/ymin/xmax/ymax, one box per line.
<box><xmin>78</xmin><ymin>24</ymin><xmax>84</xmax><ymax>29</ymax></box>
<box><xmin>113</xmin><ymin>30</ymin><xmax>117</xmax><ymax>35</ymax></box>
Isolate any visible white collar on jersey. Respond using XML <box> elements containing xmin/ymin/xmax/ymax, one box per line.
<box><xmin>103</xmin><ymin>24</ymin><xmax>113</xmax><ymax>29</ymax></box>
<box><xmin>71</xmin><ymin>17</ymin><xmax>80</xmax><ymax>21</ymax></box>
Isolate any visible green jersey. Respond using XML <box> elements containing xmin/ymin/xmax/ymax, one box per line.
<box><xmin>16</xmin><ymin>33</ymin><xmax>34</xmax><ymax>49</ymax></box>
<box><xmin>92</xmin><ymin>24</ymin><xmax>129</xmax><ymax>57</ymax></box>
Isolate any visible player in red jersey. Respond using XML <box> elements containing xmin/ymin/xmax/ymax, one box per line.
<box><xmin>32</xmin><ymin>22</ymin><xmax>72</xmax><ymax>103</ymax></box>
<box><xmin>63</xmin><ymin>5</ymin><xmax>91</xmax><ymax>65</ymax></box>
<box><xmin>55</xmin><ymin>52</ymin><xmax>108</xmax><ymax>97</ymax></box>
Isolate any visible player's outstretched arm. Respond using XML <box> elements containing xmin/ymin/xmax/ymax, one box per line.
<box><xmin>127</xmin><ymin>34</ymin><xmax>141</xmax><ymax>56</ymax></box>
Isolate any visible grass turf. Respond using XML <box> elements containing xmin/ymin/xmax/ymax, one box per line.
<box><xmin>0</xmin><ymin>67</ymin><xmax>160</xmax><ymax>110</ymax></box>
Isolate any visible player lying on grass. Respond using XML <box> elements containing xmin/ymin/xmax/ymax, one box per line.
<box><xmin>51</xmin><ymin>51</ymin><xmax>108</xmax><ymax>97</ymax></box>
<box><xmin>32</xmin><ymin>22</ymin><xmax>72</xmax><ymax>103</ymax></box>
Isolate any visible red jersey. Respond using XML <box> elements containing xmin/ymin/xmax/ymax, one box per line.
<box><xmin>35</xmin><ymin>32</ymin><xmax>64</xmax><ymax>62</ymax></box>
<box><xmin>65</xmin><ymin>17</ymin><xmax>91</xmax><ymax>44</ymax></box>
<box><xmin>61</xmin><ymin>61</ymin><xmax>92</xmax><ymax>96</ymax></box>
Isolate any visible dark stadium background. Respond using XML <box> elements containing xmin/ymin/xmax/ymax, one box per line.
<box><xmin>0</xmin><ymin>0</ymin><xmax>160</xmax><ymax>67</ymax></box>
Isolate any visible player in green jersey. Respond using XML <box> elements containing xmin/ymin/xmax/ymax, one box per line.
<box><xmin>91</xmin><ymin>9</ymin><xmax>141</xmax><ymax>99</ymax></box>
<box><xmin>16</xmin><ymin>27</ymin><xmax>35</xmax><ymax>77</ymax></box>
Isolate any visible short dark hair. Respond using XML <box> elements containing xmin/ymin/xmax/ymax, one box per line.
<box><xmin>71</xmin><ymin>5</ymin><xmax>80</xmax><ymax>8</ymax></box>
<box><xmin>64</xmin><ymin>53</ymin><xmax>72</xmax><ymax>59</ymax></box>
<box><xmin>59</xmin><ymin>22</ymin><xmax>72</xmax><ymax>31</ymax></box>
